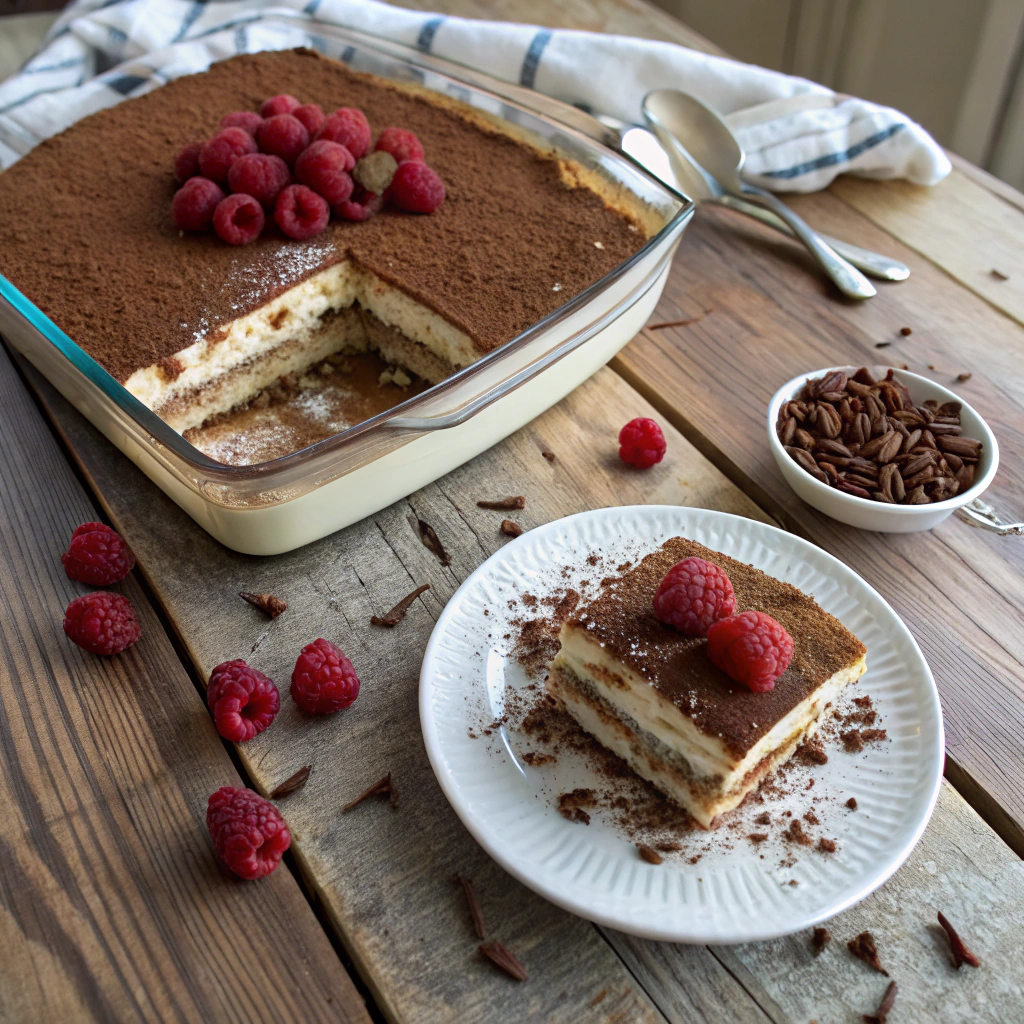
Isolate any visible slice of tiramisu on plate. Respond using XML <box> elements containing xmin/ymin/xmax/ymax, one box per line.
<box><xmin>547</xmin><ymin>537</ymin><xmax>867</xmax><ymax>827</ymax></box>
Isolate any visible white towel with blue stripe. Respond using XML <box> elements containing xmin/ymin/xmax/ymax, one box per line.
<box><xmin>0</xmin><ymin>0</ymin><xmax>951</xmax><ymax>191</ymax></box>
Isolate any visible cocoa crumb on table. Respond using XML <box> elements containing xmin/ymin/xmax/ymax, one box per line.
<box><xmin>541</xmin><ymin>449</ymin><xmax>555</xmax><ymax>462</ymax></box>
<box><xmin>342</xmin><ymin>773</ymin><xmax>398</xmax><ymax>812</ymax></box>
<box><xmin>848</xmin><ymin>931</ymin><xmax>888</xmax><ymax>975</ymax></box>
<box><xmin>500</xmin><ymin>519</ymin><xmax>523</xmax><ymax>537</ymax></box>
<box><xmin>239</xmin><ymin>591</ymin><xmax>287</xmax><ymax>617</ymax></box>
<box><xmin>937</xmin><ymin>911</ymin><xmax>981</xmax><ymax>968</ymax></box>
<box><xmin>479</xmin><ymin>940</ymin><xmax>527</xmax><ymax>982</ymax></box>
<box><xmin>863</xmin><ymin>980</ymin><xmax>898</xmax><ymax>1024</ymax></box>
<box><xmin>270</xmin><ymin>764</ymin><xmax>311</xmax><ymax>799</ymax></box>
<box><xmin>812</xmin><ymin>926</ymin><xmax>831</xmax><ymax>954</ymax></box>
<box><xmin>477</xmin><ymin>496</ymin><xmax>526</xmax><ymax>510</ymax></box>
<box><xmin>409</xmin><ymin>515</ymin><xmax>450</xmax><ymax>566</ymax></box>
<box><xmin>453</xmin><ymin>874</ymin><xmax>487</xmax><ymax>940</ymax></box>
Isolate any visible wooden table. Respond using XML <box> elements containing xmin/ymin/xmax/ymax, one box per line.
<box><xmin>2</xmin><ymin>2</ymin><xmax>1023</xmax><ymax>1021</ymax></box>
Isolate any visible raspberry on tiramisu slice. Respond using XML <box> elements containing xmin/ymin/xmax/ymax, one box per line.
<box><xmin>546</xmin><ymin>538</ymin><xmax>867</xmax><ymax>828</ymax></box>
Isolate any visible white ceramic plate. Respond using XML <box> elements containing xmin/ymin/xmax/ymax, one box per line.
<box><xmin>419</xmin><ymin>506</ymin><xmax>944</xmax><ymax>943</ymax></box>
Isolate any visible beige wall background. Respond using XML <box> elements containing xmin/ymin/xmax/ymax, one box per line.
<box><xmin>657</xmin><ymin>0</ymin><xmax>1024</xmax><ymax>190</ymax></box>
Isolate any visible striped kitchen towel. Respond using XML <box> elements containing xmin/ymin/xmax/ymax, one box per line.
<box><xmin>0</xmin><ymin>0</ymin><xmax>951</xmax><ymax>191</ymax></box>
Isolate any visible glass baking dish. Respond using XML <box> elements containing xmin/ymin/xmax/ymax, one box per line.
<box><xmin>0</xmin><ymin>23</ymin><xmax>694</xmax><ymax>555</ymax></box>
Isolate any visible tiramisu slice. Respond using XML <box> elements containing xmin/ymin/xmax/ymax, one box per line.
<box><xmin>547</xmin><ymin>538</ymin><xmax>867</xmax><ymax>827</ymax></box>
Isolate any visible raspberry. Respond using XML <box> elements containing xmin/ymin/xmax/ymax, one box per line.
<box><xmin>259</xmin><ymin>93</ymin><xmax>300</xmax><ymax>118</ymax></box>
<box><xmin>316</xmin><ymin>108</ymin><xmax>371</xmax><ymax>160</ymax></box>
<box><xmin>292</xmin><ymin>102</ymin><xmax>325</xmax><ymax>137</ymax></box>
<box><xmin>63</xmin><ymin>592</ymin><xmax>141</xmax><ymax>656</ymax></box>
<box><xmin>256</xmin><ymin>114</ymin><xmax>309</xmax><ymax>167</ymax></box>
<box><xmin>228</xmin><ymin>152</ymin><xmax>291</xmax><ymax>207</ymax></box>
<box><xmin>174</xmin><ymin>141</ymin><xmax>203</xmax><ymax>183</ymax></box>
<box><xmin>618</xmin><ymin>417</ymin><xmax>666</xmax><ymax>469</ymax></box>
<box><xmin>706</xmin><ymin>610</ymin><xmax>795</xmax><ymax>693</ymax></box>
<box><xmin>213</xmin><ymin>193</ymin><xmax>264</xmax><ymax>245</ymax></box>
<box><xmin>290</xmin><ymin>638</ymin><xmax>360</xmax><ymax>714</ymax></box>
<box><xmin>199</xmin><ymin>127</ymin><xmax>257</xmax><ymax>183</ymax></box>
<box><xmin>219</xmin><ymin>110</ymin><xmax>263</xmax><ymax>136</ymax></box>
<box><xmin>653</xmin><ymin>556</ymin><xmax>736</xmax><ymax>637</ymax></box>
<box><xmin>375</xmin><ymin>126</ymin><xmax>425</xmax><ymax>164</ymax></box>
<box><xmin>61</xmin><ymin>521</ymin><xmax>135</xmax><ymax>586</ymax></box>
<box><xmin>333</xmin><ymin>191</ymin><xmax>383</xmax><ymax>222</ymax></box>
<box><xmin>207</xmin><ymin>659</ymin><xmax>280</xmax><ymax>743</ymax></box>
<box><xmin>171</xmin><ymin>177</ymin><xmax>225</xmax><ymax>231</ymax></box>
<box><xmin>388</xmin><ymin>161</ymin><xmax>445</xmax><ymax>214</ymax></box>
<box><xmin>206</xmin><ymin>786</ymin><xmax>290</xmax><ymax>880</ymax></box>
<box><xmin>274</xmin><ymin>184</ymin><xmax>329</xmax><ymax>240</ymax></box>
<box><xmin>295</xmin><ymin>140</ymin><xmax>354</xmax><ymax>205</ymax></box>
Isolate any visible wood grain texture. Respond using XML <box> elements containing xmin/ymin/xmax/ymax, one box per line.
<box><xmin>0</xmin><ymin>346</ymin><xmax>371</xmax><ymax>1024</ymax></box>
<box><xmin>611</xmin><ymin>783</ymin><xmax>1024</xmax><ymax>1023</ymax></box>
<box><xmin>25</xmin><ymin>360</ymin><xmax>782</xmax><ymax>1024</ymax></box>
<box><xmin>613</xmin><ymin>193</ymin><xmax>1024</xmax><ymax>855</ymax></box>
<box><xmin>833</xmin><ymin>169</ymin><xmax>1024</xmax><ymax>329</ymax></box>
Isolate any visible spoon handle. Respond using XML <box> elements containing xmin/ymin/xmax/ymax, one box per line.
<box><xmin>741</xmin><ymin>185</ymin><xmax>877</xmax><ymax>300</ymax></box>
<box><xmin>715</xmin><ymin>195</ymin><xmax>909</xmax><ymax>281</ymax></box>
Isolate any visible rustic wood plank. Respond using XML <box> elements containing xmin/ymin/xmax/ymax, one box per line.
<box><xmin>612</xmin><ymin>195</ymin><xmax>1024</xmax><ymax>854</ymax></box>
<box><xmin>24</xmin><ymin>359</ymin><xmax>785</xmax><ymax>1024</ymax></box>
<box><xmin>832</xmin><ymin>169</ymin><xmax>1024</xmax><ymax>330</ymax></box>
<box><xmin>612</xmin><ymin>783</ymin><xmax>1024</xmax><ymax>1023</ymax></box>
<box><xmin>0</xmin><ymin>346</ymin><xmax>371</xmax><ymax>1024</ymax></box>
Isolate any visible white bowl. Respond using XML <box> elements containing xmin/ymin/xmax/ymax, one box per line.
<box><xmin>767</xmin><ymin>366</ymin><xmax>998</xmax><ymax>533</ymax></box>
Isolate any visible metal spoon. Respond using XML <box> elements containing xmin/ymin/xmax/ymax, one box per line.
<box><xmin>616</xmin><ymin>123</ymin><xmax>909</xmax><ymax>282</ymax></box>
<box><xmin>643</xmin><ymin>89</ymin><xmax>876</xmax><ymax>300</ymax></box>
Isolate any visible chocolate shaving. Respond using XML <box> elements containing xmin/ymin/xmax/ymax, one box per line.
<box><xmin>848</xmin><ymin>931</ymin><xmax>888</xmax><ymax>975</ymax></box>
<box><xmin>479</xmin><ymin>940</ymin><xmax>527</xmax><ymax>982</ymax></box>
<box><xmin>647</xmin><ymin>309</ymin><xmax>711</xmax><ymax>330</ymax></box>
<box><xmin>343</xmin><ymin>773</ymin><xmax>398</xmax><ymax>812</ymax></box>
<box><xmin>371</xmin><ymin>583</ymin><xmax>430</xmax><ymax>627</ymax></box>
<box><xmin>454</xmin><ymin>874</ymin><xmax>487</xmax><ymax>940</ymax></box>
<box><xmin>874</xmin><ymin>341</ymin><xmax>891</xmax><ymax>349</ymax></box>
<box><xmin>541</xmin><ymin>450</ymin><xmax>556</xmax><ymax>462</ymax></box>
<box><xmin>239</xmin><ymin>591</ymin><xmax>287</xmax><ymax>618</ymax></box>
<box><xmin>990</xmin><ymin>268</ymin><xmax>1009</xmax><ymax>281</ymax></box>
<box><xmin>899</xmin><ymin>327</ymin><xmax>912</xmax><ymax>336</ymax></box>
<box><xmin>270</xmin><ymin>765</ymin><xmax>311</xmax><ymax>799</ymax></box>
<box><xmin>500</xmin><ymin>519</ymin><xmax>523</xmax><ymax>538</ymax></box>
<box><xmin>477</xmin><ymin>496</ymin><xmax>526</xmax><ymax>510</ymax></box>
<box><xmin>863</xmin><ymin>980</ymin><xmax>898</xmax><ymax>1023</ymax></box>
<box><xmin>637</xmin><ymin>844</ymin><xmax>663</xmax><ymax>864</ymax></box>
<box><xmin>813</xmin><ymin>927</ymin><xmax>831</xmax><ymax>955</ymax></box>
<box><xmin>937</xmin><ymin>911</ymin><xmax>980</xmax><ymax>968</ymax></box>
<box><xmin>409</xmin><ymin>515</ymin><xmax>450</xmax><ymax>566</ymax></box>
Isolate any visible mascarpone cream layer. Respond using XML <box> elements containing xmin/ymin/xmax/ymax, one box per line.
<box><xmin>124</xmin><ymin>262</ymin><xmax>478</xmax><ymax>432</ymax></box>
<box><xmin>555</xmin><ymin>625</ymin><xmax>867</xmax><ymax>787</ymax></box>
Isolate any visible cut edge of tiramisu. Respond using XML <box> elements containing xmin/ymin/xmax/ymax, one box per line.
<box><xmin>546</xmin><ymin>538</ymin><xmax>868</xmax><ymax>829</ymax></box>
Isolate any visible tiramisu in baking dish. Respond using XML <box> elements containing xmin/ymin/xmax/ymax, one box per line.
<box><xmin>547</xmin><ymin>537</ymin><xmax>868</xmax><ymax>827</ymax></box>
<box><xmin>0</xmin><ymin>48</ymin><xmax>651</xmax><ymax>457</ymax></box>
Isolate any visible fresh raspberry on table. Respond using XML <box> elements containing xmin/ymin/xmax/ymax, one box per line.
<box><xmin>315</xmin><ymin>108</ymin><xmax>371</xmax><ymax>160</ymax></box>
<box><xmin>63</xmin><ymin>591</ymin><xmax>141</xmax><ymax>656</ymax></box>
<box><xmin>198</xmin><ymin>127</ymin><xmax>258</xmax><ymax>183</ymax></box>
<box><xmin>206</xmin><ymin>786</ymin><xmax>291</xmax><ymax>880</ymax></box>
<box><xmin>256</xmin><ymin>113</ymin><xmax>310</xmax><ymax>167</ymax></box>
<box><xmin>333</xmin><ymin>191</ymin><xmax>383</xmax><ymax>222</ymax></box>
<box><xmin>213</xmin><ymin>193</ymin><xmax>265</xmax><ymax>245</ymax></box>
<box><xmin>259</xmin><ymin>93</ymin><xmax>300</xmax><ymax>118</ymax></box>
<box><xmin>292</xmin><ymin>102</ymin><xmax>325</xmax><ymax>137</ymax></box>
<box><xmin>61</xmin><ymin>521</ymin><xmax>135</xmax><ymax>586</ymax></box>
<box><xmin>374</xmin><ymin>126</ymin><xmax>425</xmax><ymax>164</ymax></box>
<box><xmin>387</xmin><ymin>161</ymin><xmax>445</xmax><ymax>214</ymax></box>
<box><xmin>274</xmin><ymin>184</ymin><xmax>329</xmax><ymax>240</ymax></box>
<box><xmin>173</xmin><ymin>141</ymin><xmax>203</xmax><ymax>183</ymax></box>
<box><xmin>653</xmin><ymin>556</ymin><xmax>736</xmax><ymax>637</ymax></box>
<box><xmin>219</xmin><ymin>110</ymin><xmax>263</xmax><ymax>136</ymax></box>
<box><xmin>295</xmin><ymin>140</ymin><xmax>355</xmax><ymax>205</ymax></box>
<box><xmin>228</xmin><ymin>152</ymin><xmax>291</xmax><ymax>207</ymax></box>
<box><xmin>207</xmin><ymin>659</ymin><xmax>280</xmax><ymax>743</ymax></box>
<box><xmin>290</xmin><ymin>638</ymin><xmax>361</xmax><ymax>714</ymax></box>
<box><xmin>618</xmin><ymin>417</ymin><xmax>666</xmax><ymax>469</ymax></box>
<box><xmin>706</xmin><ymin>610</ymin><xmax>794</xmax><ymax>693</ymax></box>
<box><xmin>171</xmin><ymin>176</ymin><xmax>225</xmax><ymax>231</ymax></box>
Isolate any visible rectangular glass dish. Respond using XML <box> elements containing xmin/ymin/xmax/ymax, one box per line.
<box><xmin>0</xmin><ymin>25</ymin><xmax>693</xmax><ymax>555</ymax></box>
